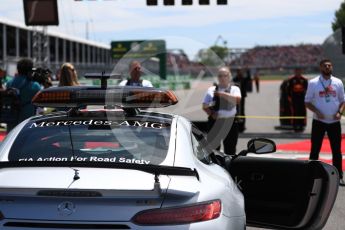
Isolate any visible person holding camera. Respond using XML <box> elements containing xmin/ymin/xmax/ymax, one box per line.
<box><xmin>119</xmin><ymin>61</ymin><xmax>153</xmax><ymax>87</ymax></box>
<box><xmin>33</xmin><ymin>68</ymin><xmax>53</xmax><ymax>89</ymax></box>
<box><xmin>202</xmin><ymin>67</ymin><xmax>241</xmax><ymax>155</ymax></box>
<box><xmin>5</xmin><ymin>58</ymin><xmax>41</xmax><ymax>132</ymax></box>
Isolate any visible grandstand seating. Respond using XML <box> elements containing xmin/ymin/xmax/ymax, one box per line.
<box><xmin>230</xmin><ymin>44</ymin><xmax>323</xmax><ymax>70</ymax></box>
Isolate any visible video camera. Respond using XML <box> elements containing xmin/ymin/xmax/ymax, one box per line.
<box><xmin>30</xmin><ymin>67</ymin><xmax>52</xmax><ymax>87</ymax></box>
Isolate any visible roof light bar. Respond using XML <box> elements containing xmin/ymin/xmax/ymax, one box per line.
<box><xmin>32</xmin><ymin>86</ymin><xmax>178</xmax><ymax>108</ymax></box>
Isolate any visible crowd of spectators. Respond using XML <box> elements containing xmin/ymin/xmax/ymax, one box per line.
<box><xmin>167</xmin><ymin>51</ymin><xmax>190</xmax><ymax>69</ymax></box>
<box><xmin>166</xmin><ymin>44</ymin><xmax>324</xmax><ymax>78</ymax></box>
<box><xmin>230</xmin><ymin>44</ymin><xmax>323</xmax><ymax>69</ymax></box>
<box><xmin>167</xmin><ymin>50</ymin><xmax>191</xmax><ymax>75</ymax></box>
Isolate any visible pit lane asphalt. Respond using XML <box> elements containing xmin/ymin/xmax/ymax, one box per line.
<box><xmin>155</xmin><ymin>77</ymin><xmax>345</xmax><ymax>230</ymax></box>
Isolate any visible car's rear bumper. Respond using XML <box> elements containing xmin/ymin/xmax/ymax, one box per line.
<box><xmin>0</xmin><ymin>215</ymin><xmax>245</xmax><ymax>230</ymax></box>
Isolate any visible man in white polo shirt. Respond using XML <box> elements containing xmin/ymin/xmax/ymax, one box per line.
<box><xmin>202</xmin><ymin>67</ymin><xmax>241</xmax><ymax>155</ymax></box>
<box><xmin>119</xmin><ymin>61</ymin><xmax>153</xmax><ymax>87</ymax></box>
<box><xmin>305</xmin><ymin>59</ymin><xmax>345</xmax><ymax>186</ymax></box>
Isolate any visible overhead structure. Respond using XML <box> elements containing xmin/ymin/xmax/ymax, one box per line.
<box><xmin>199</xmin><ymin>0</ymin><xmax>210</xmax><ymax>5</ymax></box>
<box><xmin>164</xmin><ymin>0</ymin><xmax>175</xmax><ymax>5</ymax></box>
<box><xmin>147</xmin><ymin>0</ymin><xmax>228</xmax><ymax>6</ymax></box>
<box><xmin>182</xmin><ymin>0</ymin><xmax>193</xmax><ymax>5</ymax></box>
<box><xmin>23</xmin><ymin>0</ymin><xmax>59</xmax><ymax>26</ymax></box>
<box><xmin>147</xmin><ymin>0</ymin><xmax>158</xmax><ymax>5</ymax></box>
<box><xmin>214</xmin><ymin>35</ymin><xmax>227</xmax><ymax>47</ymax></box>
<box><xmin>31</xmin><ymin>27</ymin><xmax>49</xmax><ymax>67</ymax></box>
<box><xmin>23</xmin><ymin>0</ymin><xmax>59</xmax><ymax>67</ymax></box>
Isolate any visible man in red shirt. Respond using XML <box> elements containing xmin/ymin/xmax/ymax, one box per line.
<box><xmin>286</xmin><ymin>67</ymin><xmax>308</xmax><ymax>132</ymax></box>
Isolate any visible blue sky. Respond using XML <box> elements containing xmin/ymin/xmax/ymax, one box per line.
<box><xmin>0</xmin><ymin>0</ymin><xmax>343</xmax><ymax>59</ymax></box>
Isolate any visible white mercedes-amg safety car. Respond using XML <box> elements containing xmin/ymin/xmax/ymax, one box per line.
<box><xmin>0</xmin><ymin>78</ymin><xmax>339</xmax><ymax>230</ymax></box>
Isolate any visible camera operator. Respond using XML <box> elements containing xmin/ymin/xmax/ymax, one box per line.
<box><xmin>5</xmin><ymin>58</ymin><xmax>41</xmax><ymax>132</ymax></box>
<box><xmin>32</xmin><ymin>67</ymin><xmax>54</xmax><ymax>116</ymax></box>
<box><xmin>31</xmin><ymin>67</ymin><xmax>53</xmax><ymax>89</ymax></box>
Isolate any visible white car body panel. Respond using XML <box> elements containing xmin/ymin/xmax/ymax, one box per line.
<box><xmin>0</xmin><ymin>168</ymin><xmax>169</xmax><ymax>221</ymax></box>
<box><xmin>171</xmin><ymin>116</ymin><xmax>245</xmax><ymax>218</ymax></box>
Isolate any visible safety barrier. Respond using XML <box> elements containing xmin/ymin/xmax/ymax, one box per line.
<box><xmin>79</xmin><ymin>75</ymin><xmax>191</xmax><ymax>90</ymax></box>
<box><xmin>145</xmin><ymin>75</ymin><xmax>191</xmax><ymax>90</ymax></box>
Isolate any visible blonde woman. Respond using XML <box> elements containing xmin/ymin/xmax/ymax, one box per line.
<box><xmin>56</xmin><ymin>63</ymin><xmax>80</xmax><ymax>111</ymax></box>
<box><xmin>58</xmin><ymin>63</ymin><xmax>79</xmax><ymax>87</ymax></box>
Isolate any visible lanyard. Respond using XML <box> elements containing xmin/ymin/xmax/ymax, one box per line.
<box><xmin>319</xmin><ymin>77</ymin><xmax>332</xmax><ymax>95</ymax></box>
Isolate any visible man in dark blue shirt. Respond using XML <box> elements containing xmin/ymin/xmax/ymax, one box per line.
<box><xmin>6</xmin><ymin>58</ymin><xmax>41</xmax><ymax>131</ymax></box>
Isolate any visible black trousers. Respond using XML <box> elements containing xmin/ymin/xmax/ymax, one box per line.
<box><xmin>290</xmin><ymin>95</ymin><xmax>306</xmax><ymax>129</ymax></box>
<box><xmin>255</xmin><ymin>81</ymin><xmax>259</xmax><ymax>92</ymax></box>
<box><xmin>207</xmin><ymin>117</ymin><xmax>239</xmax><ymax>155</ymax></box>
<box><xmin>309</xmin><ymin>119</ymin><xmax>343</xmax><ymax>179</ymax></box>
<box><xmin>237</xmin><ymin>97</ymin><xmax>246</xmax><ymax>132</ymax></box>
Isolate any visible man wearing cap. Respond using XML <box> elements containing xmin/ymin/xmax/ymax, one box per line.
<box><xmin>202</xmin><ymin>67</ymin><xmax>241</xmax><ymax>155</ymax></box>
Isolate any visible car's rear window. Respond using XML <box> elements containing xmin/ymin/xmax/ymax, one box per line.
<box><xmin>8</xmin><ymin>118</ymin><xmax>171</xmax><ymax>165</ymax></box>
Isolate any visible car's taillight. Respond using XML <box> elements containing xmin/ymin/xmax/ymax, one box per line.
<box><xmin>132</xmin><ymin>200</ymin><xmax>221</xmax><ymax>225</ymax></box>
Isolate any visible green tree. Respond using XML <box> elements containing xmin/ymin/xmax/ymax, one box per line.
<box><xmin>209</xmin><ymin>45</ymin><xmax>228</xmax><ymax>61</ymax></box>
<box><xmin>196</xmin><ymin>45</ymin><xmax>228</xmax><ymax>66</ymax></box>
<box><xmin>332</xmin><ymin>1</ymin><xmax>345</xmax><ymax>32</ymax></box>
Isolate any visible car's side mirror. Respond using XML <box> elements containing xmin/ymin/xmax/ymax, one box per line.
<box><xmin>238</xmin><ymin>138</ymin><xmax>276</xmax><ymax>156</ymax></box>
<box><xmin>247</xmin><ymin>138</ymin><xmax>276</xmax><ymax>154</ymax></box>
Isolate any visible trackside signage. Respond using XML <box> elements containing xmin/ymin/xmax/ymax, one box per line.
<box><xmin>29</xmin><ymin>120</ymin><xmax>169</xmax><ymax>129</ymax></box>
